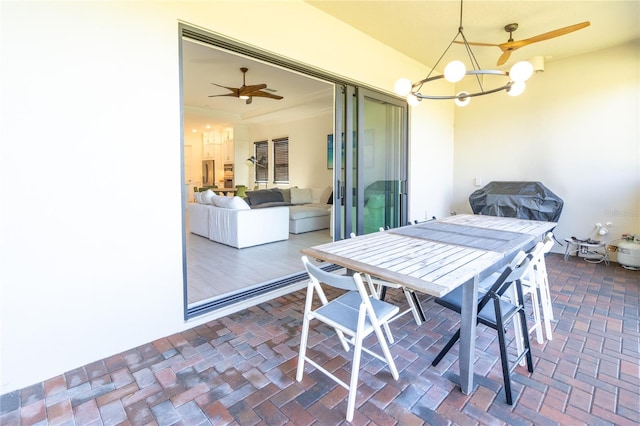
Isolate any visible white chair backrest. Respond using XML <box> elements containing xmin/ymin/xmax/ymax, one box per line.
<box><xmin>302</xmin><ymin>256</ymin><xmax>358</xmax><ymax>292</ymax></box>
<box><xmin>541</xmin><ymin>232</ymin><xmax>555</xmax><ymax>254</ymax></box>
<box><xmin>504</xmin><ymin>250</ymin><xmax>533</xmax><ymax>283</ymax></box>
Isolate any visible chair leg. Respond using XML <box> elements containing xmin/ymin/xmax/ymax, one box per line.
<box><xmin>537</xmin><ymin>270</ymin><xmax>554</xmax><ymax>340</ymax></box>
<box><xmin>379</xmin><ymin>285</ymin><xmax>388</xmax><ymax>300</ymax></box>
<box><xmin>404</xmin><ymin>288</ymin><xmax>426</xmax><ymax>325</ymax></box>
<box><xmin>508</xmin><ymin>285</ymin><xmax>526</xmax><ymax>361</ymax></box>
<box><xmin>296</xmin><ymin>313</ymin><xmax>311</xmax><ymax>382</ymax></box>
<box><xmin>432</xmin><ymin>328</ymin><xmax>461</xmax><ymax>366</ymax></box>
<box><xmin>382</xmin><ymin>322</ymin><xmax>395</xmax><ymax>344</ymax></box>
<box><xmin>493</xmin><ymin>297</ymin><xmax>514</xmax><ymax>405</ymax></box>
<box><xmin>529</xmin><ymin>285</ymin><xmax>544</xmax><ymax>344</ymax></box>
<box><xmin>346</xmin><ymin>332</ymin><xmax>363</xmax><ymax>422</ymax></box>
<box><xmin>518</xmin><ymin>301</ymin><xmax>535</xmax><ymax>373</ymax></box>
<box><xmin>364</xmin><ymin>274</ymin><xmax>395</xmax><ymax>343</ymax></box>
<box><xmin>372</xmin><ymin>320</ymin><xmax>399</xmax><ymax>380</ymax></box>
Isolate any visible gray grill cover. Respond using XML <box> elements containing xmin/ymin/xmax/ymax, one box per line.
<box><xmin>469</xmin><ymin>181</ymin><xmax>563</xmax><ymax>222</ymax></box>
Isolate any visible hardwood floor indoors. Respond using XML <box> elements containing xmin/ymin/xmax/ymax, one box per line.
<box><xmin>186</xmin><ymin>228</ymin><xmax>332</xmax><ymax>305</ymax></box>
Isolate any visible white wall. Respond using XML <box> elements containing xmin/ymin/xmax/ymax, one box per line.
<box><xmin>452</xmin><ymin>41</ymin><xmax>640</xmax><ymax>253</ymax></box>
<box><xmin>0</xmin><ymin>1</ymin><xmax>451</xmax><ymax>393</ymax></box>
<box><xmin>407</xmin><ymin>96</ymin><xmax>456</xmax><ymax>221</ymax></box>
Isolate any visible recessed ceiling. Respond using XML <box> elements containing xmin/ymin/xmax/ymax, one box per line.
<box><xmin>182</xmin><ymin>39</ymin><xmax>333</xmax><ymax>133</ymax></box>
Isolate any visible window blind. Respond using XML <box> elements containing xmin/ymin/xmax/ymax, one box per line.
<box><xmin>254</xmin><ymin>141</ymin><xmax>268</xmax><ymax>183</ymax></box>
<box><xmin>273</xmin><ymin>137</ymin><xmax>289</xmax><ymax>184</ymax></box>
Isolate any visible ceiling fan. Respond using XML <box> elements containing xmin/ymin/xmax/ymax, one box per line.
<box><xmin>457</xmin><ymin>21</ymin><xmax>590</xmax><ymax>66</ymax></box>
<box><xmin>209</xmin><ymin>67</ymin><xmax>283</xmax><ymax>104</ymax></box>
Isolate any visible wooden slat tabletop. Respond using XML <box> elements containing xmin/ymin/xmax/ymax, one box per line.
<box><xmin>301</xmin><ymin>215</ymin><xmax>556</xmax><ymax>298</ymax></box>
<box><xmin>439</xmin><ymin>214</ymin><xmax>556</xmax><ymax>236</ymax></box>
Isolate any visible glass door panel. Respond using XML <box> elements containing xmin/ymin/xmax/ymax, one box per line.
<box><xmin>333</xmin><ymin>86</ymin><xmax>407</xmax><ymax>239</ymax></box>
<box><xmin>360</xmin><ymin>90</ymin><xmax>406</xmax><ymax>234</ymax></box>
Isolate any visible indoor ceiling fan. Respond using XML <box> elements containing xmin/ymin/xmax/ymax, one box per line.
<box><xmin>209</xmin><ymin>67</ymin><xmax>283</xmax><ymax>104</ymax></box>
<box><xmin>457</xmin><ymin>21</ymin><xmax>590</xmax><ymax>66</ymax></box>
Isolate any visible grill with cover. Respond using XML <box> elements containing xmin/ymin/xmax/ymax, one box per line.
<box><xmin>469</xmin><ymin>181</ymin><xmax>563</xmax><ymax>222</ymax></box>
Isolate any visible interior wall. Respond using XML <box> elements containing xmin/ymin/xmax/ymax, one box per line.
<box><xmin>0</xmin><ymin>1</ymin><xmax>452</xmax><ymax>394</ymax></box>
<box><xmin>245</xmin><ymin>112</ymin><xmax>334</xmax><ymax>190</ymax></box>
<box><xmin>184</xmin><ymin>130</ymin><xmax>204</xmax><ymax>201</ymax></box>
<box><xmin>452</xmin><ymin>41</ymin><xmax>640</xmax><ymax>253</ymax></box>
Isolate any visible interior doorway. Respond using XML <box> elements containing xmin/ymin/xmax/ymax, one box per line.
<box><xmin>180</xmin><ymin>24</ymin><xmax>408</xmax><ymax>320</ymax></box>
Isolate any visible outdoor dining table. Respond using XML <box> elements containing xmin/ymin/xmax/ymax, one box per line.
<box><xmin>301</xmin><ymin>213</ymin><xmax>556</xmax><ymax>395</ymax></box>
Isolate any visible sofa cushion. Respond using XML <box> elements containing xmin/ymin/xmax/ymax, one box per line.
<box><xmin>211</xmin><ymin>194</ymin><xmax>227</xmax><ymax>207</ymax></box>
<box><xmin>250</xmin><ymin>201</ymin><xmax>291</xmax><ymax>209</ymax></box>
<box><xmin>289</xmin><ymin>204</ymin><xmax>330</xmax><ymax>219</ymax></box>
<box><xmin>280</xmin><ymin>187</ymin><xmax>293</xmax><ymax>203</ymax></box>
<box><xmin>291</xmin><ymin>187</ymin><xmax>313</xmax><ymax>204</ymax></box>
<box><xmin>246</xmin><ymin>188</ymin><xmax>284</xmax><ymax>206</ymax></box>
<box><xmin>227</xmin><ymin>196</ymin><xmax>251</xmax><ymax>210</ymax></box>
<box><xmin>213</xmin><ymin>196</ymin><xmax>251</xmax><ymax>210</ymax></box>
<box><xmin>311</xmin><ymin>187</ymin><xmax>330</xmax><ymax>204</ymax></box>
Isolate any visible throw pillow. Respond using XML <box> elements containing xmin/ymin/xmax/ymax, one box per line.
<box><xmin>227</xmin><ymin>196</ymin><xmax>251</xmax><ymax>210</ymax></box>
<box><xmin>212</xmin><ymin>194</ymin><xmax>227</xmax><ymax>207</ymax></box>
<box><xmin>291</xmin><ymin>187</ymin><xmax>312</xmax><ymax>204</ymax></box>
<box><xmin>311</xmin><ymin>187</ymin><xmax>326</xmax><ymax>204</ymax></box>
<box><xmin>246</xmin><ymin>189</ymin><xmax>284</xmax><ymax>206</ymax></box>
<box><xmin>280</xmin><ymin>187</ymin><xmax>293</xmax><ymax>203</ymax></box>
<box><xmin>201</xmin><ymin>189</ymin><xmax>216</xmax><ymax>205</ymax></box>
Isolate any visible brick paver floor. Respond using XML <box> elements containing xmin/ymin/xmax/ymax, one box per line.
<box><xmin>1</xmin><ymin>253</ymin><xmax>639</xmax><ymax>425</ymax></box>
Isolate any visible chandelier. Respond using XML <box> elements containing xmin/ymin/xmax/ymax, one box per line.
<box><xmin>394</xmin><ymin>0</ymin><xmax>533</xmax><ymax>107</ymax></box>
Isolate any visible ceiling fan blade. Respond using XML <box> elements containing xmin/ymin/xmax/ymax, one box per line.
<box><xmin>249</xmin><ymin>90</ymin><xmax>283</xmax><ymax>100</ymax></box>
<box><xmin>210</xmin><ymin>83</ymin><xmax>240</xmax><ymax>97</ymax></box>
<box><xmin>501</xmin><ymin>21</ymin><xmax>590</xmax><ymax>50</ymax></box>
<box><xmin>208</xmin><ymin>93</ymin><xmax>237</xmax><ymax>98</ymax></box>
<box><xmin>453</xmin><ymin>40</ymin><xmax>501</xmax><ymax>48</ymax></box>
<box><xmin>240</xmin><ymin>84</ymin><xmax>267</xmax><ymax>94</ymax></box>
<box><xmin>497</xmin><ymin>51</ymin><xmax>512</xmax><ymax>66</ymax></box>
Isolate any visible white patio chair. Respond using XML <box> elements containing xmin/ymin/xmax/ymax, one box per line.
<box><xmin>521</xmin><ymin>232</ymin><xmax>555</xmax><ymax>343</ymax></box>
<box><xmin>297</xmin><ymin>256</ymin><xmax>400</xmax><ymax>422</ymax></box>
<box><xmin>508</xmin><ymin>233</ymin><xmax>555</xmax><ymax>363</ymax></box>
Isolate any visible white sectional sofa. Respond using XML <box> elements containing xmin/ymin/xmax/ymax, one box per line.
<box><xmin>244</xmin><ymin>187</ymin><xmax>332</xmax><ymax>234</ymax></box>
<box><xmin>288</xmin><ymin>204</ymin><xmax>331</xmax><ymax>234</ymax></box>
<box><xmin>189</xmin><ymin>190</ymin><xmax>289</xmax><ymax>248</ymax></box>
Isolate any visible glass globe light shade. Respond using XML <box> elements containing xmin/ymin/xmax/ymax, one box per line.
<box><xmin>507</xmin><ymin>81</ymin><xmax>526</xmax><ymax>97</ymax></box>
<box><xmin>454</xmin><ymin>91</ymin><xmax>470</xmax><ymax>107</ymax></box>
<box><xmin>407</xmin><ymin>94</ymin><xmax>421</xmax><ymax>107</ymax></box>
<box><xmin>394</xmin><ymin>78</ymin><xmax>413</xmax><ymax>96</ymax></box>
<box><xmin>509</xmin><ymin>61</ymin><xmax>534</xmax><ymax>82</ymax></box>
<box><xmin>444</xmin><ymin>60</ymin><xmax>466</xmax><ymax>83</ymax></box>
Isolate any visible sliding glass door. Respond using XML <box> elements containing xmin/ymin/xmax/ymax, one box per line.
<box><xmin>333</xmin><ymin>86</ymin><xmax>408</xmax><ymax>239</ymax></box>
